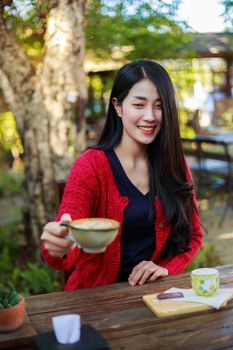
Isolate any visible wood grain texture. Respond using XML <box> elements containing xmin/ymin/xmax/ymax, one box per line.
<box><xmin>2</xmin><ymin>265</ymin><xmax>233</xmax><ymax>349</ymax></box>
<box><xmin>0</xmin><ymin>313</ymin><xmax>36</xmax><ymax>349</ymax></box>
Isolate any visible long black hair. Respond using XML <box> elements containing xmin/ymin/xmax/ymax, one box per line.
<box><xmin>94</xmin><ymin>59</ymin><xmax>197</xmax><ymax>257</ymax></box>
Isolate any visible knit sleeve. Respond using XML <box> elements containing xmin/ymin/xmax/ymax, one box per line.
<box><xmin>56</xmin><ymin>150</ymin><xmax>99</xmax><ymax>221</ymax></box>
<box><xmin>41</xmin><ymin>150</ymin><xmax>99</xmax><ymax>271</ymax></box>
<box><xmin>158</xmin><ymin>160</ymin><xmax>203</xmax><ymax>274</ymax></box>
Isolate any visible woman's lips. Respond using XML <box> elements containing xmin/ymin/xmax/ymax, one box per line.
<box><xmin>137</xmin><ymin>125</ymin><xmax>155</xmax><ymax>136</ymax></box>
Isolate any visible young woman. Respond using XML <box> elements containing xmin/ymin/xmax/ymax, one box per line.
<box><xmin>41</xmin><ymin>60</ymin><xmax>203</xmax><ymax>290</ymax></box>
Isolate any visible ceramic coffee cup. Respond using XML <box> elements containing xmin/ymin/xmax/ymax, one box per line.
<box><xmin>60</xmin><ymin>218</ymin><xmax>120</xmax><ymax>253</ymax></box>
<box><xmin>191</xmin><ymin>268</ymin><xmax>220</xmax><ymax>296</ymax></box>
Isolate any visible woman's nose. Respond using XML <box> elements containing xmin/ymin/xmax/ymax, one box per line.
<box><xmin>144</xmin><ymin>108</ymin><xmax>156</xmax><ymax>121</ymax></box>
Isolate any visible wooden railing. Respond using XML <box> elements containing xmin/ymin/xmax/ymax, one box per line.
<box><xmin>182</xmin><ymin>136</ymin><xmax>233</xmax><ymax>226</ymax></box>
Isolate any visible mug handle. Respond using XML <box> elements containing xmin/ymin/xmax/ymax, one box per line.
<box><xmin>59</xmin><ymin>221</ymin><xmax>76</xmax><ymax>242</ymax></box>
<box><xmin>65</xmin><ymin>233</ymin><xmax>76</xmax><ymax>242</ymax></box>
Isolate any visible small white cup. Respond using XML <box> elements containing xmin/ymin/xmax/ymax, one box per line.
<box><xmin>52</xmin><ymin>314</ymin><xmax>81</xmax><ymax>344</ymax></box>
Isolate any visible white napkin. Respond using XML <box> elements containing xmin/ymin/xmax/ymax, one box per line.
<box><xmin>163</xmin><ymin>287</ymin><xmax>233</xmax><ymax>309</ymax></box>
<box><xmin>52</xmin><ymin>314</ymin><xmax>81</xmax><ymax>344</ymax></box>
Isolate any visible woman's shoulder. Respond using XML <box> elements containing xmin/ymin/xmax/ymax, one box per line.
<box><xmin>66</xmin><ymin>149</ymin><xmax>106</xmax><ymax>182</ymax></box>
<box><xmin>71</xmin><ymin>148</ymin><xmax>108</xmax><ymax>170</ymax></box>
<box><xmin>77</xmin><ymin>148</ymin><xmax>106</xmax><ymax>162</ymax></box>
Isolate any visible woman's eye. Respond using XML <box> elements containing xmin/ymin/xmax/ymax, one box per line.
<box><xmin>133</xmin><ymin>104</ymin><xmax>144</xmax><ymax>108</ymax></box>
<box><xmin>155</xmin><ymin>104</ymin><xmax>162</xmax><ymax>109</ymax></box>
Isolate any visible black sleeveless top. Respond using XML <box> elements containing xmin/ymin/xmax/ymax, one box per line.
<box><xmin>105</xmin><ymin>149</ymin><xmax>155</xmax><ymax>282</ymax></box>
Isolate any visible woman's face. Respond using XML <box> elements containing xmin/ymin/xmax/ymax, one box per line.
<box><xmin>113</xmin><ymin>79</ymin><xmax>162</xmax><ymax>147</ymax></box>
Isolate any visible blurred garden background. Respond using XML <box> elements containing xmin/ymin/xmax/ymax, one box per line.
<box><xmin>0</xmin><ymin>0</ymin><xmax>232</xmax><ymax>295</ymax></box>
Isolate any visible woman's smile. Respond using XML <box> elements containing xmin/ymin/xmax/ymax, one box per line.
<box><xmin>137</xmin><ymin>125</ymin><xmax>156</xmax><ymax>136</ymax></box>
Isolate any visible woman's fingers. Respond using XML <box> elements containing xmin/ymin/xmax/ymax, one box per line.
<box><xmin>40</xmin><ymin>213</ymin><xmax>74</xmax><ymax>257</ymax></box>
<box><xmin>43</xmin><ymin>222</ymin><xmax>68</xmax><ymax>238</ymax></box>
<box><xmin>137</xmin><ymin>266</ymin><xmax>156</xmax><ymax>285</ymax></box>
<box><xmin>41</xmin><ymin>231</ymin><xmax>73</xmax><ymax>249</ymax></box>
<box><xmin>42</xmin><ymin>213</ymin><xmax>72</xmax><ymax>238</ymax></box>
<box><xmin>128</xmin><ymin>261</ymin><xmax>168</xmax><ymax>286</ymax></box>
<box><xmin>128</xmin><ymin>261</ymin><xmax>152</xmax><ymax>286</ymax></box>
<box><xmin>61</xmin><ymin>213</ymin><xmax>72</xmax><ymax>222</ymax></box>
<box><xmin>149</xmin><ymin>267</ymin><xmax>168</xmax><ymax>281</ymax></box>
<box><xmin>43</xmin><ymin>244</ymin><xmax>67</xmax><ymax>257</ymax></box>
<box><xmin>130</xmin><ymin>260</ymin><xmax>148</xmax><ymax>275</ymax></box>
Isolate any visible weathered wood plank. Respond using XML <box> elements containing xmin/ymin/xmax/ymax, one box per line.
<box><xmin>2</xmin><ymin>265</ymin><xmax>233</xmax><ymax>349</ymax></box>
<box><xmin>0</xmin><ymin>313</ymin><xmax>36</xmax><ymax>349</ymax></box>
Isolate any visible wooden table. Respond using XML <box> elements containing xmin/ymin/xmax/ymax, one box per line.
<box><xmin>2</xmin><ymin>264</ymin><xmax>233</xmax><ymax>350</ymax></box>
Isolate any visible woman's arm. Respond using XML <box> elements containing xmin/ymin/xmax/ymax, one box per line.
<box><xmin>41</xmin><ymin>151</ymin><xmax>99</xmax><ymax>271</ymax></box>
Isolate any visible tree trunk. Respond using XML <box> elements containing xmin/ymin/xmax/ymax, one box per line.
<box><xmin>0</xmin><ymin>0</ymin><xmax>88</xmax><ymax>259</ymax></box>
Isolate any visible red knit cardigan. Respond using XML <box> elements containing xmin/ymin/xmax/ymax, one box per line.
<box><xmin>41</xmin><ymin>149</ymin><xmax>203</xmax><ymax>290</ymax></box>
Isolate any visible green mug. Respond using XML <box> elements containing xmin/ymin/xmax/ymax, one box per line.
<box><xmin>191</xmin><ymin>268</ymin><xmax>220</xmax><ymax>296</ymax></box>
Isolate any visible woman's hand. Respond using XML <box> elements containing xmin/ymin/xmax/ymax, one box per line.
<box><xmin>40</xmin><ymin>213</ymin><xmax>75</xmax><ymax>258</ymax></box>
<box><xmin>128</xmin><ymin>260</ymin><xmax>168</xmax><ymax>286</ymax></box>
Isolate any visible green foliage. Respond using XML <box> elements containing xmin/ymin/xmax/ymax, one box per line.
<box><xmin>217</xmin><ymin>107</ymin><xmax>233</xmax><ymax>128</ymax></box>
<box><xmin>0</xmin><ymin>171</ymin><xmax>62</xmax><ymax>295</ymax></box>
<box><xmin>185</xmin><ymin>242</ymin><xmax>222</xmax><ymax>272</ymax></box>
<box><xmin>2</xmin><ymin>0</ymin><xmax>220</xmax><ymax>129</ymax></box>
<box><xmin>0</xmin><ymin>223</ymin><xmax>62</xmax><ymax>296</ymax></box>
<box><xmin>0</xmin><ymin>168</ymin><xmax>24</xmax><ymax>197</ymax></box>
<box><xmin>0</xmin><ymin>112</ymin><xmax>23</xmax><ymax>154</ymax></box>
<box><xmin>86</xmin><ymin>0</ymin><xmax>192</xmax><ymax>60</ymax></box>
<box><xmin>0</xmin><ymin>288</ymin><xmax>19</xmax><ymax>309</ymax></box>
<box><xmin>3</xmin><ymin>0</ymin><xmax>48</xmax><ymax>58</ymax></box>
<box><xmin>17</xmin><ymin>263</ymin><xmax>61</xmax><ymax>295</ymax></box>
<box><xmin>220</xmin><ymin>0</ymin><xmax>233</xmax><ymax>28</ymax></box>
<box><xmin>3</xmin><ymin>0</ymin><xmax>193</xmax><ymax>61</ymax></box>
